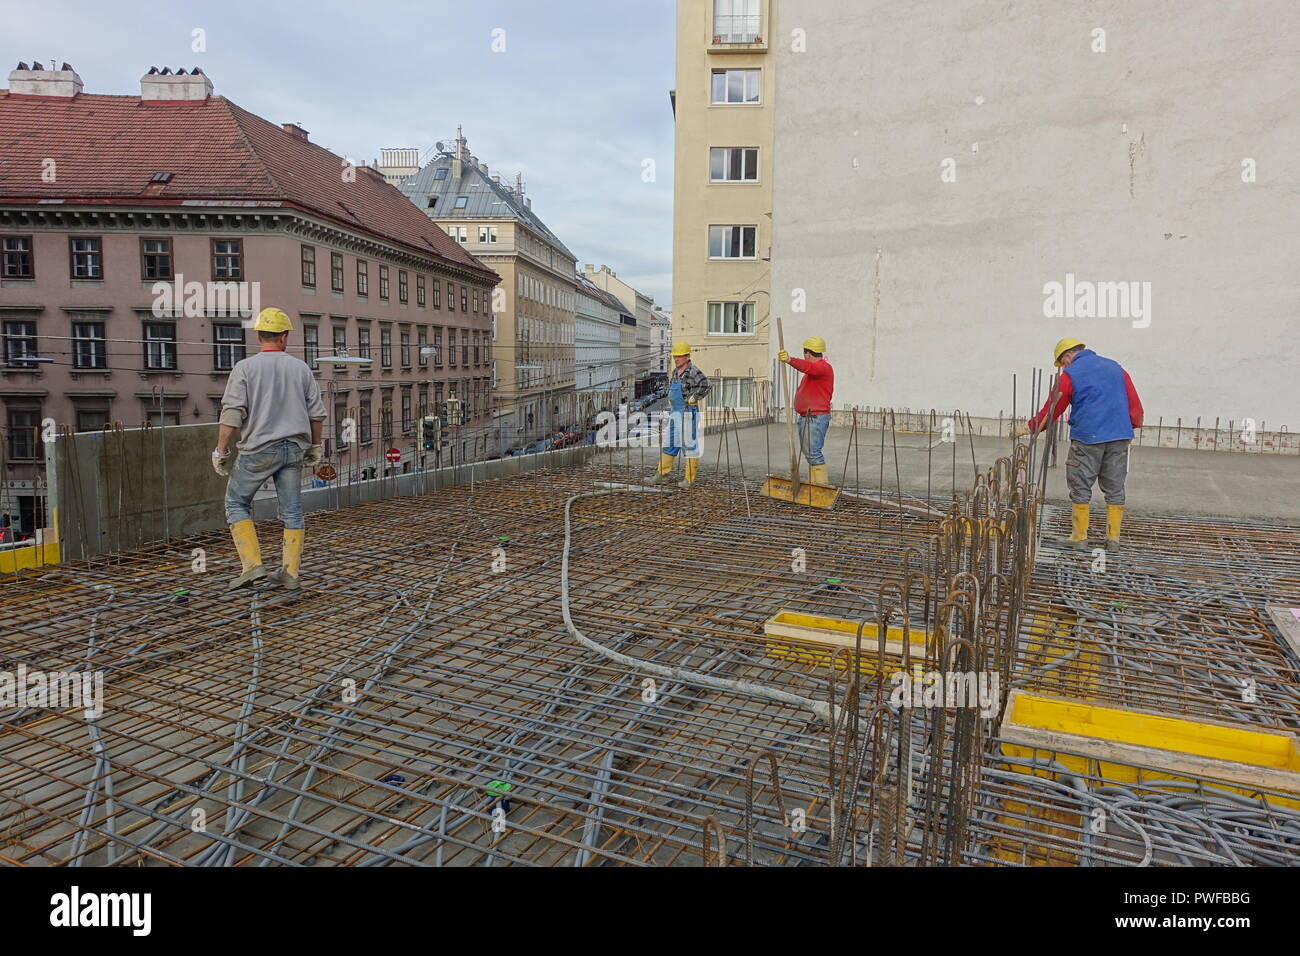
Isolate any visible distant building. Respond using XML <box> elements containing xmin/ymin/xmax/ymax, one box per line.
<box><xmin>385</xmin><ymin>129</ymin><xmax>577</xmax><ymax>450</ymax></box>
<box><xmin>581</xmin><ymin>264</ymin><xmax>656</xmax><ymax>399</ymax></box>
<box><xmin>574</xmin><ymin>274</ymin><xmax>624</xmax><ymax>419</ymax></box>
<box><xmin>0</xmin><ymin>64</ymin><xmax>497</xmax><ymax>538</ymax></box>
<box><xmin>649</xmin><ymin>308</ymin><xmax>672</xmax><ymax>379</ymax></box>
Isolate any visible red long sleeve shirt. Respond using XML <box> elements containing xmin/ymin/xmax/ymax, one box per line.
<box><xmin>788</xmin><ymin>356</ymin><xmax>834</xmax><ymax>415</ymax></box>
<box><xmin>1028</xmin><ymin>369</ymin><xmax>1144</xmax><ymax>433</ymax></box>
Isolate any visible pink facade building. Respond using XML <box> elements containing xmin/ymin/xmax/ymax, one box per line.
<box><xmin>0</xmin><ymin>64</ymin><xmax>499</xmax><ymax>535</ymax></box>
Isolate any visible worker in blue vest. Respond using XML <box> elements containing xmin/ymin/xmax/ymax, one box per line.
<box><xmin>1013</xmin><ymin>338</ymin><xmax>1144</xmax><ymax>552</ymax></box>
<box><xmin>650</xmin><ymin>341</ymin><xmax>710</xmax><ymax>488</ymax></box>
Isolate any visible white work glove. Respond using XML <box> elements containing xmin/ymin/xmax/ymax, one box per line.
<box><xmin>778</xmin><ymin>349</ymin><xmax>789</xmax><ymax>364</ymax></box>
<box><xmin>211</xmin><ymin>448</ymin><xmax>230</xmax><ymax>476</ymax></box>
<box><xmin>302</xmin><ymin>444</ymin><xmax>323</xmax><ymax>467</ymax></box>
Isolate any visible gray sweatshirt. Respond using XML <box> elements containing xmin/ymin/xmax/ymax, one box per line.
<box><xmin>219</xmin><ymin>350</ymin><xmax>326</xmax><ymax>452</ymax></box>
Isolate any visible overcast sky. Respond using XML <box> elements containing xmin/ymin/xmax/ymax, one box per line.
<box><xmin>7</xmin><ymin>0</ymin><xmax>677</xmax><ymax>306</ymax></box>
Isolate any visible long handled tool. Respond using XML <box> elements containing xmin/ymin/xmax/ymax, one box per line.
<box><xmin>760</xmin><ymin>318</ymin><xmax>839</xmax><ymax>509</ymax></box>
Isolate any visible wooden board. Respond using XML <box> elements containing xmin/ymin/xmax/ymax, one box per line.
<box><xmin>1265</xmin><ymin>606</ymin><xmax>1300</xmax><ymax>663</ymax></box>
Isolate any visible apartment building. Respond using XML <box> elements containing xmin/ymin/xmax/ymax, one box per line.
<box><xmin>649</xmin><ymin>308</ymin><xmax>671</xmax><ymax>380</ymax></box>
<box><xmin>0</xmin><ymin>65</ymin><xmax>497</xmax><ymax>537</ymax></box>
<box><xmin>671</xmin><ymin>0</ymin><xmax>773</xmax><ymax>412</ymax></box>
<box><xmin>574</xmin><ymin>273</ymin><xmax>625</xmax><ymax>420</ymax></box>
<box><xmin>386</xmin><ymin>130</ymin><xmax>578</xmax><ymax>450</ymax></box>
<box><xmin>581</xmin><ymin>264</ymin><xmax>657</xmax><ymax>400</ymax></box>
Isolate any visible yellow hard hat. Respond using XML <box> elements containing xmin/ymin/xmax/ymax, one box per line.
<box><xmin>802</xmin><ymin>335</ymin><xmax>826</xmax><ymax>354</ymax></box>
<box><xmin>254</xmin><ymin>307</ymin><xmax>294</xmax><ymax>334</ymax></box>
<box><xmin>1053</xmin><ymin>337</ymin><xmax>1085</xmax><ymax>366</ymax></box>
<box><xmin>671</xmin><ymin>340</ymin><xmax>691</xmax><ymax>357</ymax></box>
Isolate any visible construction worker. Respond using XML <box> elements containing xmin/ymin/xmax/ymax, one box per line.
<box><xmin>650</xmin><ymin>341</ymin><xmax>710</xmax><ymax>488</ymax></box>
<box><xmin>212</xmin><ymin>307</ymin><xmax>326</xmax><ymax>589</ymax></box>
<box><xmin>778</xmin><ymin>336</ymin><xmax>834</xmax><ymax>486</ymax></box>
<box><xmin>1012</xmin><ymin>338</ymin><xmax>1143</xmax><ymax>552</ymax></box>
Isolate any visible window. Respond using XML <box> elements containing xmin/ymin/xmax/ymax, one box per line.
<box><xmin>448</xmin><ymin>327</ymin><xmax>458</xmax><ymax>367</ymax></box>
<box><xmin>2</xmin><ymin>236</ymin><xmax>34</xmax><ymax>278</ymax></box>
<box><xmin>708</xmin><ymin>225</ymin><xmax>757</xmax><ymax>259</ymax></box>
<box><xmin>434</xmin><ymin>381</ymin><xmax>444</xmax><ymax>411</ymax></box>
<box><xmin>141</xmin><ymin>238</ymin><xmax>173</xmax><ymax>279</ymax></box>
<box><xmin>213</xmin><ymin>324</ymin><xmax>246</xmax><ymax>370</ymax></box>
<box><xmin>359</xmin><ymin>395</ymin><xmax>373</xmax><ymax>444</ymax></box>
<box><xmin>381</xmin><ymin>393</ymin><xmax>393</xmax><ymax>439</ymax></box>
<box><xmin>380</xmin><ymin>326</ymin><xmax>392</xmax><ymax>369</ymax></box>
<box><xmin>143</xmin><ymin>322</ymin><xmax>177</xmax><ymax>370</ymax></box>
<box><xmin>710</xmin><ymin>147</ymin><xmax>758</xmax><ymax>182</ymax></box>
<box><xmin>416</xmin><ymin>274</ymin><xmax>426</xmax><ymax>307</ymax></box>
<box><xmin>145</xmin><ymin>402</ymin><xmax>181</xmax><ymax>426</ymax></box>
<box><xmin>333</xmin><ymin>326</ymin><xmax>348</xmax><ymax>369</ymax></box>
<box><xmin>460</xmin><ymin>287</ymin><xmax>468</xmax><ymax>312</ymax></box>
<box><xmin>432</xmin><ymin>278</ymin><xmax>442</xmax><ymax>308</ymax></box>
<box><xmin>717</xmin><ymin>376</ymin><xmax>756</xmax><ymax>410</ymax></box>
<box><xmin>418</xmin><ymin>384</ymin><xmax>428</xmax><ymax>418</ymax></box>
<box><xmin>400</xmin><ymin>328</ymin><xmax>411</xmax><ymax>367</ymax></box>
<box><xmin>427</xmin><ymin>197</ymin><xmax>438</xmax><ymax>210</ymax></box>
<box><xmin>211</xmin><ymin>239</ymin><xmax>242</xmax><ymax>280</ymax></box>
<box><xmin>301</xmin><ymin>245</ymin><xmax>316</xmax><ymax>287</ymax></box>
<box><xmin>401</xmin><ymin>388</ymin><xmax>413</xmax><ymax>433</ymax></box>
<box><xmin>304</xmin><ymin>324</ymin><xmax>319</xmax><ymax>370</ymax></box>
<box><xmin>3</xmin><ymin>321</ymin><xmax>38</xmax><ymax>368</ymax></box>
<box><xmin>418</xmin><ymin>327</ymin><xmax>428</xmax><ymax>367</ymax></box>
<box><xmin>454</xmin><ymin>196</ymin><xmax>468</xmax><ymax>209</ymax></box>
<box><xmin>331</xmin><ymin>252</ymin><xmax>344</xmax><ymax>292</ymax></box>
<box><xmin>713</xmin><ymin>0</ymin><xmax>761</xmax><ymax>43</ymax></box>
<box><xmin>70</xmin><ymin>237</ymin><xmax>103</xmax><ymax>278</ymax></box>
<box><xmin>356</xmin><ymin>259</ymin><xmax>369</xmax><ymax>296</ymax></box>
<box><xmin>711</xmin><ymin>68</ymin><xmax>760</xmax><ymax>104</ymax></box>
<box><xmin>6</xmin><ymin>408</ymin><xmax>40</xmax><ymax>460</ymax></box>
<box><xmin>448</xmin><ymin>283</ymin><xmax>457</xmax><ymax>312</ymax></box>
<box><xmin>447</xmin><ymin>226</ymin><xmax>468</xmax><ymax>244</ymax></box>
<box><xmin>358</xmin><ymin>325</ymin><xmax>371</xmax><ymax>362</ymax></box>
<box><xmin>398</xmin><ymin>270</ymin><xmax>408</xmax><ymax>303</ymax></box>
<box><xmin>72</xmin><ymin>321</ymin><xmax>107</xmax><ymax>369</ymax></box>
<box><xmin>478</xmin><ymin>226</ymin><xmax>498</xmax><ymax>243</ymax></box>
<box><xmin>433</xmin><ymin>327</ymin><xmax>443</xmax><ymax>367</ymax></box>
<box><xmin>379</xmin><ymin>265</ymin><xmax>390</xmax><ymax>300</ymax></box>
<box><xmin>434</xmin><ymin>168</ymin><xmax>448</xmax><ymax>180</ymax></box>
<box><xmin>74</xmin><ymin>405</ymin><xmax>111</xmax><ymax>433</ymax></box>
<box><xmin>707</xmin><ymin>301</ymin><xmax>756</xmax><ymax>334</ymax></box>
<box><xmin>334</xmin><ymin>398</ymin><xmax>349</xmax><ymax>449</ymax></box>
<box><xmin>473</xmin><ymin>289</ymin><xmax>479</xmax><ymax>314</ymax></box>
<box><xmin>473</xmin><ymin>331</ymin><xmax>481</xmax><ymax>366</ymax></box>
<box><xmin>461</xmin><ymin>330</ymin><xmax>469</xmax><ymax>367</ymax></box>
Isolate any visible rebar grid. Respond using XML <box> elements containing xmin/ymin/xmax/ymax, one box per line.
<box><xmin>2</xmin><ymin>453</ymin><xmax>1298</xmax><ymax>866</ymax></box>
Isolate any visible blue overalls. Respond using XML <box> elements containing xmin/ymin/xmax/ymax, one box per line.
<box><xmin>662</xmin><ymin>380</ymin><xmax>701</xmax><ymax>459</ymax></box>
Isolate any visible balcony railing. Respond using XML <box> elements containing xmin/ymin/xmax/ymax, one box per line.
<box><xmin>712</xmin><ymin>15</ymin><xmax>761</xmax><ymax>44</ymax></box>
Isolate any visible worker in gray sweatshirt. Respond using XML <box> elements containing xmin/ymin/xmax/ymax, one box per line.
<box><xmin>212</xmin><ymin>307</ymin><xmax>326</xmax><ymax>590</ymax></box>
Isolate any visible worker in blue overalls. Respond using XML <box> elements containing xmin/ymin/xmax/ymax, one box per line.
<box><xmin>650</xmin><ymin>341</ymin><xmax>711</xmax><ymax>488</ymax></box>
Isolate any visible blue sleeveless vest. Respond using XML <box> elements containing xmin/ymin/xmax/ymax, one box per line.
<box><xmin>1065</xmin><ymin>350</ymin><xmax>1133</xmax><ymax>444</ymax></box>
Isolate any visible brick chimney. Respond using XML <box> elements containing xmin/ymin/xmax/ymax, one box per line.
<box><xmin>140</xmin><ymin>66</ymin><xmax>212</xmax><ymax>101</ymax></box>
<box><xmin>8</xmin><ymin>61</ymin><xmax>83</xmax><ymax>98</ymax></box>
<box><xmin>281</xmin><ymin>122</ymin><xmax>309</xmax><ymax>141</ymax></box>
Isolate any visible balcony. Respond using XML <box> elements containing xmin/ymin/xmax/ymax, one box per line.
<box><xmin>709</xmin><ymin>15</ymin><xmax>766</xmax><ymax>53</ymax></box>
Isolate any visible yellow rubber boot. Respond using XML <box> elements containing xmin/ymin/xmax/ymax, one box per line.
<box><xmin>678</xmin><ymin>457</ymin><xmax>698</xmax><ymax>489</ymax></box>
<box><xmin>649</xmin><ymin>452</ymin><xmax>676</xmax><ymax>485</ymax></box>
<box><xmin>1056</xmin><ymin>504</ymin><xmax>1090</xmax><ymax>551</ymax></box>
<box><xmin>270</xmin><ymin>529</ymin><xmax>304</xmax><ymax>589</ymax></box>
<box><xmin>229</xmin><ymin>520</ymin><xmax>267</xmax><ymax>590</ymax></box>
<box><xmin>1105</xmin><ymin>505</ymin><xmax>1124</xmax><ymax>553</ymax></box>
<box><xmin>809</xmin><ymin>464</ymin><xmax>830</xmax><ymax>486</ymax></box>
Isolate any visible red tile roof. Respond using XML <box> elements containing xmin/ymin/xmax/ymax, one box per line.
<box><xmin>0</xmin><ymin>90</ymin><xmax>495</xmax><ymax>280</ymax></box>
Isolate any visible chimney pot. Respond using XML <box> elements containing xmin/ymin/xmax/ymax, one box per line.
<box><xmin>9</xmin><ymin>62</ymin><xmax>83</xmax><ymax>98</ymax></box>
<box><xmin>140</xmin><ymin>67</ymin><xmax>213</xmax><ymax>101</ymax></box>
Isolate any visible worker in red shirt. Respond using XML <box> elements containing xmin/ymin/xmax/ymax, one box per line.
<box><xmin>1012</xmin><ymin>338</ymin><xmax>1143</xmax><ymax>552</ymax></box>
<box><xmin>778</xmin><ymin>335</ymin><xmax>835</xmax><ymax>486</ymax></box>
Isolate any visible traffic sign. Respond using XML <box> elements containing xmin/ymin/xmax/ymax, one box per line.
<box><xmin>386</xmin><ymin>448</ymin><xmax>401</xmax><ymax>463</ymax></box>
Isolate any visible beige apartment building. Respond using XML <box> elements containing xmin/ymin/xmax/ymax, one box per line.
<box><xmin>581</xmin><ymin>264</ymin><xmax>657</xmax><ymax>400</ymax></box>
<box><xmin>671</xmin><ymin>0</ymin><xmax>774</xmax><ymax>411</ymax></box>
<box><xmin>386</xmin><ymin>131</ymin><xmax>577</xmax><ymax>451</ymax></box>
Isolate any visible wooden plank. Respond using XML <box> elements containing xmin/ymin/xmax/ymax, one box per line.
<box><xmin>1265</xmin><ymin>605</ymin><xmax>1300</xmax><ymax>663</ymax></box>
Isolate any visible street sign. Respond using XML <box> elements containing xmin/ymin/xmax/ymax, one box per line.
<box><xmin>386</xmin><ymin>448</ymin><xmax>401</xmax><ymax>463</ymax></box>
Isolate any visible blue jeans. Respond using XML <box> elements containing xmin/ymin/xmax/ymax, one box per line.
<box><xmin>224</xmin><ymin>440</ymin><xmax>305</xmax><ymax>529</ymax></box>
<box><xmin>797</xmin><ymin>413</ymin><xmax>831</xmax><ymax>466</ymax></box>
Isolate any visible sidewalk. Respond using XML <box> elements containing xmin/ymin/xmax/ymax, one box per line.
<box><xmin>698</xmin><ymin>424</ymin><xmax>1300</xmax><ymax>522</ymax></box>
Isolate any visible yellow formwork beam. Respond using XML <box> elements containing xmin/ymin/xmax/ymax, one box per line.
<box><xmin>763</xmin><ymin>610</ymin><xmax>928</xmax><ymax>673</ymax></box>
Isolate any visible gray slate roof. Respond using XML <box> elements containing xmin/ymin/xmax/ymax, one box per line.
<box><xmin>398</xmin><ymin>152</ymin><xmax>577</xmax><ymax>262</ymax></box>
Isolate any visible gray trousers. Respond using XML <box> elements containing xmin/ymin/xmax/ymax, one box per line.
<box><xmin>1066</xmin><ymin>439</ymin><xmax>1129</xmax><ymax>505</ymax></box>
